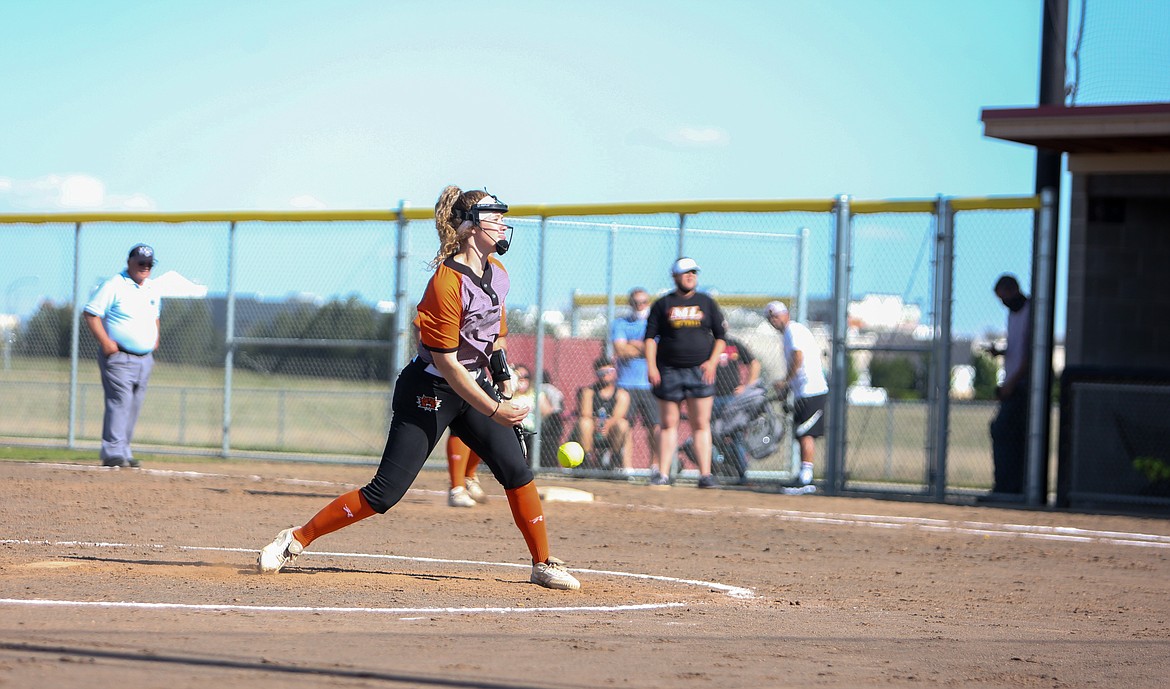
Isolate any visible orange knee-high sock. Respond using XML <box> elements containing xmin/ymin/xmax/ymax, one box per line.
<box><xmin>447</xmin><ymin>435</ymin><xmax>469</xmax><ymax>489</ymax></box>
<box><xmin>505</xmin><ymin>481</ymin><xmax>550</xmax><ymax>564</ymax></box>
<box><xmin>294</xmin><ymin>489</ymin><xmax>377</xmax><ymax>546</ymax></box>
<box><xmin>465</xmin><ymin>450</ymin><xmax>482</xmax><ymax>479</ymax></box>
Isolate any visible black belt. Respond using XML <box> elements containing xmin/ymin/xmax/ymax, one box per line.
<box><xmin>117</xmin><ymin>346</ymin><xmax>150</xmax><ymax>357</ymax></box>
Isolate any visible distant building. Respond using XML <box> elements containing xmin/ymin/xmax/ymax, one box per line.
<box><xmin>849</xmin><ymin>294</ymin><xmax>922</xmax><ymax>333</ymax></box>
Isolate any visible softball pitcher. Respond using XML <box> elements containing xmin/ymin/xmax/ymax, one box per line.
<box><xmin>258</xmin><ymin>185</ymin><xmax>580</xmax><ymax>590</ymax></box>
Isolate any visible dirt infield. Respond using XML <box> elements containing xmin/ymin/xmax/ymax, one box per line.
<box><xmin>1</xmin><ymin>458</ymin><xmax>1168</xmax><ymax>688</ymax></box>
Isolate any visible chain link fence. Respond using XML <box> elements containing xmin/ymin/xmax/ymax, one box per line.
<box><xmin>0</xmin><ymin>196</ymin><xmax>1046</xmax><ymax>498</ymax></box>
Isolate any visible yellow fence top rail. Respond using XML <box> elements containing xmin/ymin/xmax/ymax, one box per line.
<box><xmin>949</xmin><ymin>195</ymin><xmax>1043</xmax><ymax>211</ymax></box>
<box><xmin>574</xmin><ymin>293</ymin><xmax>792</xmax><ymax>308</ymax></box>
<box><xmin>0</xmin><ymin>195</ymin><xmax>1039</xmax><ymax>224</ymax></box>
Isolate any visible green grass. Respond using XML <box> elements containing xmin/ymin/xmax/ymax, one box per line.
<box><xmin>1</xmin><ymin>356</ymin><xmax>393</xmax><ymax>455</ymax></box>
<box><xmin>0</xmin><ymin>445</ymin><xmax>172</xmax><ymax>464</ymax></box>
<box><xmin>0</xmin><ymin>355</ymin><xmax>392</xmax><ymax>391</ymax></box>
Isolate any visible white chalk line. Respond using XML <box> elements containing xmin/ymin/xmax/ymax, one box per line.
<box><xmin>45</xmin><ymin>462</ymin><xmax>362</xmax><ymax>490</ymax></box>
<box><xmin>0</xmin><ymin>598</ymin><xmax>687</xmax><ymax>616</ymax></box>
<box><xmin>729</xmin><ymin>507</ymin><xmax>1170</xmax><ymax>549</ymax></box>
<box><xmin>37</xmin><ymin>461</ymin><xmax>455</xmax><ymax>497</ymax></box>
<box><xmin>0</xmin><ymin>539</ymin><xmax>754</xmax><ymax>615</ymax></box>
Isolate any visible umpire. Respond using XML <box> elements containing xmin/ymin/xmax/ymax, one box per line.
<box><xmin>83</xmin><ymin>244</ymin><xmax>161</xmax><ymax>468</ymax></box>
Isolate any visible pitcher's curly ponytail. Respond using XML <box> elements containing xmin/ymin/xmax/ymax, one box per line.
<box><xmin>431</xmin><ymin>186</ymin><xmax>489</xmax><ymax>269</ymax></box>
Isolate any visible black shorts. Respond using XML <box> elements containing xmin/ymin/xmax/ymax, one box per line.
<box><xmin>653</xmin><ymin>365</ymin><xmax>715</xmax><ymax>402</ymax></box>
<box><xmin>360</xmin><ymin>359</ymin><xmax>533</xmax><ymax>513</ymax></box>
<box><xmin>793</xmin><ymin>393</ymin><xmax>827</xmax><ymax>438</ymax></box>
<box><xmin>623</xmin><ymin>387</ymin><xmax>660</xmax><ymax>427</ymax></box>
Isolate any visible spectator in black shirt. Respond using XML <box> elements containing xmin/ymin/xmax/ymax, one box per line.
<box><xmin>714</xmin><ymin>336</ymin><xmax>761</xmax><ymax>401</ymax></box>
<box><xmin>644</xmin><ymin>257</ymin><xmax>727</xmax><ymax>488</ymax></box>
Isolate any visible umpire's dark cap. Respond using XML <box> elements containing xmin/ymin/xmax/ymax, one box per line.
<box><xmin>128</xmin><ymin>244</ymin><xmax>156</xmax><ymax>262</ymax></box>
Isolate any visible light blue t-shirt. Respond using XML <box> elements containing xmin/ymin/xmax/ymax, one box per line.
<box><xmin>610</xmin><ymin>315</ymin><xmax>650</xmax><ymax>390</ymax></box>
<box><xmin>84</xmin><ymin>271</ymin><xmax>161</xmax><ymax>355</ymax></box>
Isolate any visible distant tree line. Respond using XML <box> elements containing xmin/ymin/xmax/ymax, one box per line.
<box><xmin>16</xmin><ymin>299</ymin><xmax>246</xmax><ymax>367</ymax></box>
<box><xmin>13</xmin><ymin>297</ymin><xmax>402</xmax><ymax>381</ymax></box>
<box><xmin>18</xmin><ymin>299</ymin><xmax>1004</xmax><ymax>396</ymax></box>
<box><xmin>868</xmin><ymin>354</ymin><xmax>928</xmax><ymax>400</ymax></box>
<box><xmin>863</xmin><ymin>352</ymin><xmax>999</xmax><ymax>402</ymax></box>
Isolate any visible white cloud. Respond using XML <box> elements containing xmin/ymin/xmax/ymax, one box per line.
<box><xmin>58</xmin><ymin>174</ymin><xmax>106</xmax><ymax>207</ymax></box>
<box><xmin>0</xmin><ymin>173</ymin><xmax>156</xmax><ymax>210</ymax></box>
<box><xmin>289</xmin><ymin>194</ymin><xmax>327</xmax><ymax>209</ymax></box>
<box><xmin>112</xmin><ymin>193</ymin><xmax>156</xmax><ymax>210</ymax></box>
<box><xmin>666</xmin><ymin>126</ymin><xmax>731</xmax><ymax>146</ymax></box>
<box><xmin>627</xmin><ymin>125</ymin><xmax>731</xmax><ymax>150</ymax></box>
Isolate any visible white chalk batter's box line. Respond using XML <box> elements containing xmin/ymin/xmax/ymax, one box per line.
<box><xmin>621</xmin><ymin>503</ymin><xmax>1170</xmax><ymax>549</ymax></box>
<box><xmin>0</xmin><ymin>538</ymin><xmax>754</xmax><ymax>616</ymax></box>
<box><xmin>0</xmin><ymin>598</ymin><xmax>688</xmax><ymax>616</ymax></box>
<box><xmin>33</xmin><ymin>462</ymin><xmax>1170</xmax><ymax>549</ymax></box>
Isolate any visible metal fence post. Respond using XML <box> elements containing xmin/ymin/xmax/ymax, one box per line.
<box><xmin>390</xmin><ymin>200</ymin><xmax>410</xmax><ymax>424</ymax></box>
<box><xmin>178</xmin><ymin>388</ymin><xmax>187</xmax><ymax>444</ymax></box>
<box><xmin>825</xmin><ymin>195</ymin><xmax>852</xmax><ymax>495</ymax></box>
<box><xmin>931</xmin><ymin>196</ymin><xmax>955</xmax><ymax>501</ymax></box>
<box><xmin>68</xmin><ymin>222</ymin><xmax>81</xmax><ymax>449</ymax></box>
<box><xmin>1026</xmin><ymin>188</ymin><xmax>1057</xmax><ymax>506</ymax></box>
<box><xmin>222</xmin><ymin>221</ymin><xmax>237</xmax><ymax>457</ymax></box>
<box><xmin>789</xmin><ymin>226</ymin><xmax>812</xmax><ymax>481</ymax></box>
<box><xmin>278</xmin><ymin>389</ymin><xmax>287</xmax><ymax>448</ymax></box>
<box><xmin>885</xmin><ymin>402</ymin><xmax>895</xmax><ymax>478</ymax></box>
<box><xmin>530</xmin><ymin>216</ymin><xmax>549</xmax><ymax>470</ymax></box>
<box><xmin>605</xmin><ymin>222</ymin><xmax>617</xmax><ymax>359</ymax></box>
<box><xmin>677</xmin><ymin>214</ymin><xmax>687</xmax><ymax>258</ymax></box>
<box><xmin>570</xmin><ymin>289</ymin><xmax>580</xmax><ymax>337</ymax></box>
<box><xmin>796</xmin><ymin>227</ymin><xmax>809</xmax><ymax>321</ymax></box>
<box><xmin>392</xmin><ymin>202</ymin><xmax>409</xmax><ymax>366</ymax></box>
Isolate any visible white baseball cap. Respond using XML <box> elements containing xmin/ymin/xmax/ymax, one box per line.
<box><xmin>765</xmin><ymin>300</ymin><xmax>789</xmax><ymax>317</ymax></box>
<box><xmin>671</xmin><ymin>257</ymin><xmax>700</xmax><ymax>275</ymax></box>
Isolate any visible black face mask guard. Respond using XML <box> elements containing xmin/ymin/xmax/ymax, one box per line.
<box><xmin>455</xmin><ymin>192</ymin><xmax>514</xmax><ymax>255</ymax></box>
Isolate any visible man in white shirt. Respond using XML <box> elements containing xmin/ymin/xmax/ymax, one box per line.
<box><xmin>83</xmin><ymin>244</ymin><xmax>162</xmax><ymax>468</ymax></box>
<box><xmin>766</xmin><ymin>301</ymin><xmax>828</xmax><ymax>489</ymax></box>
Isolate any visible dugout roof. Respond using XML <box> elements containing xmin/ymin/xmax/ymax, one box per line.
<box><xmin>981</xmin><ymin>102</ymin><xmax>1170</xmax><ymax>173</ymax></box>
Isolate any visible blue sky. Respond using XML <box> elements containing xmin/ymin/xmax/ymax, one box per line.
<box><xmin>2</xmin><ymin>1</ymin><xmax>1167</xmax><ymax>338</ymax></box>
<box><xmin>0</xmin><ymin>1</ymin><xmax>1044</xmax><ymax>210</ymax></box>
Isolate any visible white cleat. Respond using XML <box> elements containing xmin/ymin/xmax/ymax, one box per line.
<box><xmin>531</xmin><ymin>557</ymin><xmax>581</xmax><ymax>590</ymax></box>
<box><xmin>448</xmin><ymin>487</ymin><xmax>477</xmax><ymax>508</ymax></box>
<box><xmin>258</xmin><ymin>528</ymin><xmax>304</xmax><ymax>573</ymax></box>
<box><xmin>464</xmin><ymin>476</ymin><xmax>487</xmax><ymax>503</ymax></box>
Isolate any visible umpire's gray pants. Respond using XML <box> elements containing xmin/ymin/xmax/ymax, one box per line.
<box><xmin>98</xmin><ymin>350</ymin><xmax>154</xmax><ymax>463</ymax></box>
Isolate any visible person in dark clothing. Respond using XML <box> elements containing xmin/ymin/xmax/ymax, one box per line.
<box><xmin>644</xmin><ymin>257</ymin><xmax>727</xmax><ymax>489</ymax></box>
<box><xmin>711</xmin><ymin>335</ymin><xmax>762</xmax><ymax>481</ymax></box>
<box><xmin>571</xmin><ymin>355</ymin><xmax>631</xmax><ymax>469</ymax></box>
<box><xmin>984</xmin><ymin>274</ymin><xmax>1031</xmax><ymax>500</ymax></box>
